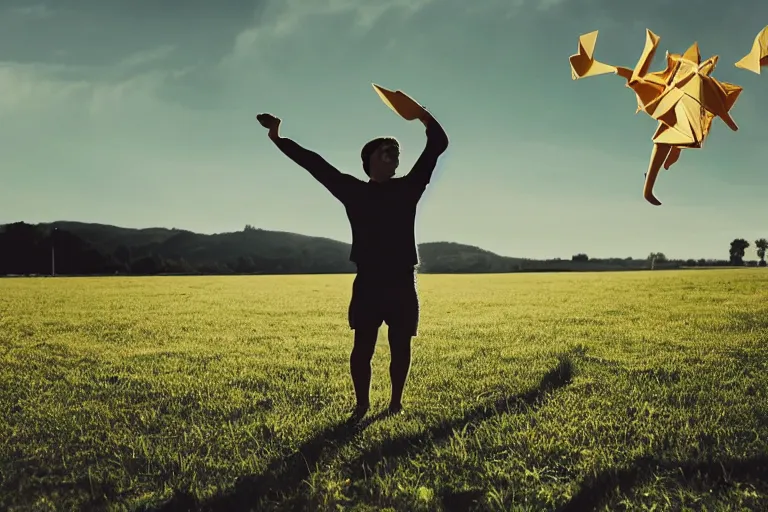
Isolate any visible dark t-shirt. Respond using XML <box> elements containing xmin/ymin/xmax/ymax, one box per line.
<box><xmin>273</xmin><ymin>119</ymin><xmax>449</xmax><ymax>272</ymax></box>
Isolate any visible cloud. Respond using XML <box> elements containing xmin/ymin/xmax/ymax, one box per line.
<box><xmin>222</xmin><ymin>0</ymin><xmax>435</xmax><ymax>66</ymax></box>
<box><xmin>117</xmin><ymin>45</ymin><xmax>177</xmax><ymax>71</ymax></box>
<box><xmin>0</xmin><ymin>0</ymin><xmax>571</xmax><ymax>118</ymax></box>
<box><xmin>0</xmin><ymin>63</ymin><xmax>89</xmax><ymax>114</ymax></box>
<box><xmin>10</xmin><ymin>3</ymin><xmax>53</xmax><ymax>18</ymax></box>
<box><xmin>85</xmin><ymin>68</ymin><xmax>195</xmax><ymax>118</ymax></box>
<box><xmin>535</xmin><ymin>0</ymin><xmax>568</xmax><ymax>9</ymax></box>
<box><xmin>0</xmin><ymin>47</ymin><xmax>191</xmax><ymax>117</ymax></box>
<box><xmin>0</xmin><ymin>1</ymin><xmax>258</xmax><ymax>70</ymax></box>
<box><xmin>0</xmin><ymin>0</ymin><xmax>598</xmax><ymax>121</ymax></box>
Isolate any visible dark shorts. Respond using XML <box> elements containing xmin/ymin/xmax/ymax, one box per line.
<box><xmin>348</xmin><ymin>269</ymin><xmax>420</xmax><ymax>336</ymax></box>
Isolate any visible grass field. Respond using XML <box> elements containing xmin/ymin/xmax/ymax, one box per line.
<box><xmin>1</xmin><ymin>270</ymin><xmax>767</xmax><ymax>511</ymax></box>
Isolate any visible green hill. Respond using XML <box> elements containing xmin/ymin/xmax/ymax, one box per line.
<box><xmin>12</xmin><ymin>221</ymin><xmax>528</xmax><ymax>275</ymax></box>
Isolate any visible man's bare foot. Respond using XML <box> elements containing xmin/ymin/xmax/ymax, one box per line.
<box><xmin>347</xmin><ymin>404</ymin><xmax>369</xmax><ymax>424</ymax></box>
<box><xmin>386</xmin><ymin>403</ymin><xmax>403</xmax><ymax>416</ymax></box>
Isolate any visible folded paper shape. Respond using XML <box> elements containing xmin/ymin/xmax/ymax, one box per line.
<box><xmin>372</xmin><ymin>83</ymin><xmax>426</xmax><ymax>121</ymax></box>
<box><xmin>568</xmin><ymin>31</ymin><xmax>619</xmax><ymax>79</ymax></box>
<box><xmin>570</xmin><ymin>29</ymin><xmax>742</xmax><ymax>206</ymax></box>
<box><xmin>735</xmin><ymin>25</ymin><xmax>768</xmax><ymax>74</ymax></box>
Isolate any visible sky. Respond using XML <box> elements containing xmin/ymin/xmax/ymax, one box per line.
<box><xmin>2</xmin><ymin>0</ymin><xmax>768</xmax><ymax>260</ymax></box>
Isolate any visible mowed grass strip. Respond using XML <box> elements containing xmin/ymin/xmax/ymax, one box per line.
<box><xmin>0</xmin><ymin>270</ymin><xmax>766</xmax><ymax>511</ymax></box>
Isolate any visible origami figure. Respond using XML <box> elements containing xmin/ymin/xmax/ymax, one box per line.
<box><xmin>735</xmin><ymin>25</ymin><xmax>768</xmax><ymax>74</ymax></box>
<box><xmin>372</xmin><ymin>83</ymin><xmax>427</xmax><ymax>121</ymax></box>
<box><xmin>569</xmin><ymin>29</ymin><xmax>743</xmax><ymax>206</ymax></box>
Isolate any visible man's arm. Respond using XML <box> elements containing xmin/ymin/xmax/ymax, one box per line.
<box><xmin>404</xmin><ymin>110</ymin><xmax>449</xmax><ymax>190</ymax></box>
<box><xmin>259</xmin><ymin>113</ymin><xmax>358</xmax><ymax>202</ymax></box>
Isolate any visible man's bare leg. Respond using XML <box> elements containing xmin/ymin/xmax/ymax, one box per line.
<box><xmin>349</xmin><ymin>327</ymin><xmax>378</xmax><ymax>419</ymax></box>
<box><xmin>387</xmin><ymin>329</ymin><xmax>412</xmax><ymax>414</ymax></box>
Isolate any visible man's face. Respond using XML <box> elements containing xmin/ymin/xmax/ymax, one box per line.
<box><xmin>369</xmin><ymin>142</ymin><xmax>400</xmax><ymax>182</ymax></box>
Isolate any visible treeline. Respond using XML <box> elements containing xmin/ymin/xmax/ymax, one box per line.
<box><xmin>0</xmin><ymin>221</ymin><xmax>764</xmax><ymax>276</ymax></box>
<box><xmin>0</xmin><ymin>222</ymin><xmax>356</xmax><ymax>276</ymax></box>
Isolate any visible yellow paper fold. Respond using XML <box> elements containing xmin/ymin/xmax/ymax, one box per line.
<box><xmin>371</xmin><ymin>83</ymin><xmax>426</xmax><ymax>121</ymax></box>
<box><xmin>570</xmin><ymin>30</ymin><xmax>742</xmax><ymax>206</ymax></box>
<box><xmin>735</xmin><ymin>26</ymin><xmax>768</xmax><ymax>74</ymax></box>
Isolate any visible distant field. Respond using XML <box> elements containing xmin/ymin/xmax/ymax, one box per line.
<box><xmin>1</xmin><ymin>270</ymin><xmax>767</xmax><ymax>511</ymax></box>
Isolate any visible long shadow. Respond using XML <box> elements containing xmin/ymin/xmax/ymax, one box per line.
<box><xmin>151</xmin><ymin>355</ymin><xmax>573</xmax><ymax>511</ymax></box>
<box><xmin>558</xmin><ymin>454</ymin><xmax>768</xmax><ymax>512</ymax></box>
<box><xmin>0</xmin><ymin>470</ymin><xmax>119</xmax><ymax>511</ymax></box>
<box><xmin>148</xmin><ymin>411</ymin><xmax>389</xmax><ymax>512</ymax></box>
<box><xmin>335</xmin><ymin>355</ymin><xmax>575</xmax><ymax>509</ymax></box>
<box><xmin>347</xmin><ymin>355</ymin><xmax>573</xmax><ymax>477</ymax></box>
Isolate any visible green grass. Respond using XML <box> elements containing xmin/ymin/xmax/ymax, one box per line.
<box><xmin>1</xmin><ymin>270</ymin><xmax>767</xmax><ymax>511</ymax></box>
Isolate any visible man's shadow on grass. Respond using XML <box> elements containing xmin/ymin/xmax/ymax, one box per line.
<box><xmin>152</xmin><ymin>355</ymin><xmax>574</xmax><ymax>512</ymax></box>
<box><xmin>347</xmin><ymin>355</ymin><xmax>574</xmax><ymax>477</ymax></box>
<box><xmin>149</xmin><ymin>411</ymin><xmax>390</xmax><ymax>512</ymax></box>
<box><xmin>340</xmin><ymin>355</ymin><xmax>575</xmax><ymax>511</ymax></box>
<box><xmin>556</xmin><ymin>352</ymin><xmax>768</xmax><ymax>511</ymax></box>
<box><xmin>557</xmin><ymin>453</ymin><xmax>768</xmax><ymax>512</ymax></box>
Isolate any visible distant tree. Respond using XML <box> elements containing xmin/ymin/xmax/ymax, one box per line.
<box><xmin>685</xmin><ymin>259</ymin><xmax>696</xmax><ymax>267</ymax></box>
<box><xmin>572</xmin><ymin>253</ymin><xmax>589</xmax><ymax>262</ymax></box>
<box><xmin>755</xmin><ymin>238</ymin><xmax>768</xmax><ymax>267</ymax></box>
<box><xmin>0</xmin><ymin>222</ymin><xmax>47</xmax><ymax>274</ymax></box>
<box><xmin>244</xmin><ymin>224</ymin><xmax>257</xmax><ymax>231</ymax></box>
<box><xmin>647</xmin><ymin>252</ymin><xmax>667</xmax><ymax>269</ymax></box>
<box><xmin>729</xmin><ymin>238</ymin><xmax>750</xmax><ymax>266</ymax></box>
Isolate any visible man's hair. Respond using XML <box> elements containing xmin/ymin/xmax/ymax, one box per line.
<box><xmin>361</xmin><ymin>136</ymin><xmax>399</xmax><ymax>176</ymax></box>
